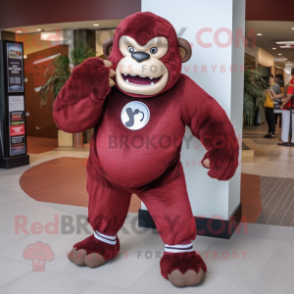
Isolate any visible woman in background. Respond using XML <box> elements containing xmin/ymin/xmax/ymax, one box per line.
<box><xmin>270</xmin><ymin>68</ymin><xmax>294</xmax><ymax>145</ymax></box>
<box><xmin>264</xmin><ymin>74</ymin><xmax>280</xmax><ymax>138</ymax></box>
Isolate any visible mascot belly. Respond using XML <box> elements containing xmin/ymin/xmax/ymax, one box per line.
<box><xmin>94</xmin><ymin>87</ymin><xmax>185</xmax><ymax>187</ymax></box>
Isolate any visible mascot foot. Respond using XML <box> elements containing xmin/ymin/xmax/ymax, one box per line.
<box><xmin>168</xmin><ymin>269</ymin><xmax>205</xmax><ymax>287</ymax></box>
<box><xmin>160</xmin><ymin>251</ymin><xmax>207</xmax><ymax>287</ymax></box>
<box><xmin>68</xmin><ymin>233</ymin><xmax>120</xmax><ymax>268</ymax></box>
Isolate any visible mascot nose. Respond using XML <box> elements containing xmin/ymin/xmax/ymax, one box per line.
<box><xmin>131</xmin><ymin>51</ymin><xmax>150</xmax><ymax>63</ymax></box>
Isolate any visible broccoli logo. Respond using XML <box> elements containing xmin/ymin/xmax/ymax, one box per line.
<box><xmin>23</xmin><ymin>241</ymin><xmax>55</xmax><ymax>271</ymax></box>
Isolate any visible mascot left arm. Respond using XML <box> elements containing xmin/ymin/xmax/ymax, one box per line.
<box><xmin>53</xmin><ymin>57</ymin><xmax>115</xmax><ymax>133</ymax></box>
<box><xmin>182</xmin><ymin>78</ymin><xmax>239</xmax><ymax>180</ymax></box>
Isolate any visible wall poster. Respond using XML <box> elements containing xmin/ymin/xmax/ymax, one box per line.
<box><xmin>7</xmin><ymin>43</ymin><xmax>24</xmax><ymax>92</ymax></box>
<box><xmin>8</xmin><ymin>96</ymin><xmax>26</xmax><ymax>156</ymax></box>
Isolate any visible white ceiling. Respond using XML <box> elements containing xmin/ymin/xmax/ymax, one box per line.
<box><xmin>246</xmin><ymin>21</ymin><xmax>294</xmax><ymax>67</ymax></box>
<box><xmin>4</xmin><ymin>19</ymin><xmax>294</xmax><ymax>69</ymax></box>
<box><xmin>3</xmin><ymin>19</ymin><xmax>122</xmax><ymax>34</ymax></box>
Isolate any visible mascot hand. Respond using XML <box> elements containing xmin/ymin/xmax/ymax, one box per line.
<box><xmin>70</xmin><ymin>57</ymin><xmax>116</xmax><ymax>101</ymax></box>
<box><xmin>201</xmin><ymin>147</ymin><xmax>239</xmax><ymax>181</ymax></box>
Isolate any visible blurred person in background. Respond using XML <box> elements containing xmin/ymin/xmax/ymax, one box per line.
<box><xmin>264</xmin><ymin>74</ymin><xmax>280</xmax><ymax>138</ymax></box>
<box><xmin>273</xmin><ymin>74</ymin><xmax>284</xmax><ymax>126</ymax></box>
<box><xmin>280</xmin><ymin>68</ymin><xmax>294</xmax><ymax>144</ymax></box>
<box><xmin>270</xmin><ymin>68</ymin><xmax>294</xmax><ymax>144</ymax></box>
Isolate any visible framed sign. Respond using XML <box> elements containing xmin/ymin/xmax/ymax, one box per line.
<box><xmin>0</xmin><ymin>40</ymin><xmax>29</xmax><ymax>168</ymax></box>
<box><xmin>7</xmin><ymin>43</ymin><xmax>24</xmax><ymax>92</ymax></box>
<box><xmin>8</xmin><ymin>96</ymin><xmax>26</xmax><ymax>156</ymax></box>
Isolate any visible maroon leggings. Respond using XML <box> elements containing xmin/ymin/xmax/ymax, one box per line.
<box><xmin>87</xmin><ymin>162</ymin><xmax>196</xmax><ymax>246</ymax></box>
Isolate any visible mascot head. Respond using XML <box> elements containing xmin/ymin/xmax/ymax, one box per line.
<box><xmin>103</xmin><ymin>12</ymin><xmax>192</xmax><ymax>98</ymax></box>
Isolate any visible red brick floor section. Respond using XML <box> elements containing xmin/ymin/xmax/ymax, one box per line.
<box><xmin>241</xmin><ymin>173</ymin><xmax>262</xmax><ymax>223</ymax></box>
<box><xmin>27</xmin><ymin>137</ymin><xmax>58</xmax><ymax>154</ymax></box>
<box><xmin>20</xmin><ymin>157</ymin><xmax>262</xmax><ymax>219</ymax></box>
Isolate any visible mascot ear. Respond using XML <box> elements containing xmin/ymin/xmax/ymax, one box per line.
<box><xmin>178</xmin><ymin>38</ymin><xmax>192</xmax><ymax>63</ymax></box>
<box><xmin>103</xmin><ymin>37</ymin><xmax>114</xmax><ymax>59</ymax></box>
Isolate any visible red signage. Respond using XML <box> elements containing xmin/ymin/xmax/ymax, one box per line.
<box><xmin>10</xmin><ymin>124</ymin><xmax>25</xmax><ymax>136</ymax></box>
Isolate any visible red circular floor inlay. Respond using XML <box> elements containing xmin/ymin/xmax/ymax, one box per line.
<box><xmin>19</xmin><ymin>157</ymin><xmax>262</xmax><ymax>221</ymax></box>
<box><xmin>19</xmin><ymin>157</ymin><xmax>141</xmax><ymax>212</ymax></box>
<box><xmin>20</xmin><ymin>157</ymin><xmax>89</xmax><ymax>207</ymax></box>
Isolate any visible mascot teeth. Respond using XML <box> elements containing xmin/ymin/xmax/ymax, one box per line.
<box><xmin>121</xmin><ymin>73</ymin><xmax>163</xmax><ymax>86</ymax></box>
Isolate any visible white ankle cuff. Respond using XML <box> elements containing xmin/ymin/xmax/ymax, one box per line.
<box><xmin>164</xmin><ymin>242</ymin><xmax>193</xmax><ymax>253</ymax></box>
<box><xmin>94</xmin><ymin>230</ymin><xmax>117</xmax><ymax>245</ymax></box>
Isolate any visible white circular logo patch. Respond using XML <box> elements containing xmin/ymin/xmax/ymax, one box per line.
<box><xmin>121</xmin><ymin>101</ymin><xmax>150</xmax><ymax>130</ymax></box>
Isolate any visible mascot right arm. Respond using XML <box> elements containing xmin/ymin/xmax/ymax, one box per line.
<box><xmin>53</xmin><ymin>58</ymin><xmax>115</xmax><ymax>133</ymax></box>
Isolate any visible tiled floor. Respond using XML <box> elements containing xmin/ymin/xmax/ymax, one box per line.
<box><xmin>0</xmin><ymin>148</ymin><xmax>294</xmax><ymax>293</ymax></box>
<box><xmin>242</xmin><ymin>123</ymin><xmax>294</xmax><ymax>226</ymax></box>
<box><xmin>242</xmin><ymin>123</ymin><xmax>294</xmax><ymax>178</ymax></box>
<box><xmin>256</xmin><ymin>176</ymin><xmax>294</xmax><ymax>226</ymax></box>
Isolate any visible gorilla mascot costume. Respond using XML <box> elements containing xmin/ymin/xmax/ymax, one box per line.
<box><xmin>53</xmin><ymin>12</ymin><xmax>239</xmax><ymax>288</ymax></box>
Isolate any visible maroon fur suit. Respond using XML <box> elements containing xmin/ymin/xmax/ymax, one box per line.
<box><xmin>53</xmin><ymin>12</ymin><xmax>239</xmax><ymax>287</ymax></box>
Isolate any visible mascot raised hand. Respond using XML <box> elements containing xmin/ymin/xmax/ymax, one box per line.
<box><xmin>53</xmin><ymin>12</ymin><xmax>239</xmax><ymax>288</ymax></box>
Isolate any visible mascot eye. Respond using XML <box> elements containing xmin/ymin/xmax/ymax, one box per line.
<box><xmin>150</xmin><ymin>47</ymin><xmax>158</xmax><ymax>54</ymax></box>
<box><xmin>128</xmin><ymin>46</ymin><xmax>135</xmax><ymax>53</ymax></box>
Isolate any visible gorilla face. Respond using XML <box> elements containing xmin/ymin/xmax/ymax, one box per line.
<box><xmin>115</xmin><ymin>36</ymin><xmax>169</xmax><ymax>96</ymax></box>
<box><xmin>105</xmin><ymin>12</ymin><xmax>192</xmax><ymax>98</ymax></box>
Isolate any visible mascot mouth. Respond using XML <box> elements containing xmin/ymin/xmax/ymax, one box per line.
<box><xmin>121</xmin><ymin>73</ymin><xmax>162</xmax><ymax>86</ymax></box>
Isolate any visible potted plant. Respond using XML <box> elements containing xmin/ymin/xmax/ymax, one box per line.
<box><xmin>39</xmin><ymin>41</ymin><xmax>96</xmax><ymax>147</ymax></box>
<box><xmin>243</xmin><ymin>68</ymin><xmax>268</xmax><ymax>126</ymax></box>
